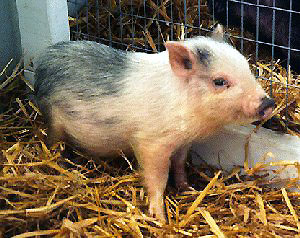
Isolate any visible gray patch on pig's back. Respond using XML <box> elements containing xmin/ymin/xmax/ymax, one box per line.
<box><xmin>34</xmin><ymin>41</ymin><xmax>130</xmax><ymax>103</ymax></box>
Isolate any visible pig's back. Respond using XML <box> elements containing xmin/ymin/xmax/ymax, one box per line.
<box><xmin>34</xmin><ymin>40</ymin><xmax>131</xmax><ymax>102</ymax></box>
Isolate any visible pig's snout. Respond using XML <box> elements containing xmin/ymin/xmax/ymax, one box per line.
<box><xmin>258</xmin><ymin>96</ymin><xmax>275</xmax><ymax>120</ymax></box>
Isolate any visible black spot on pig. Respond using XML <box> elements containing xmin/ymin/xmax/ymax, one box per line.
<box><xmin>34</xmin><ymin>41</ymin><xmax>129</xmax><ymax>102</ymax></box>
<box><xmin>183</xmin><ymin>58</ymin><xmax>192</xmax><ymax>69</ymax></box>
<box><xmin>207</xmin><ymin>0</ymin><xmax>300</xmax><ymax>72</ymax></box>
<box><xmin>196</xmin><ymin>48</ymin><xmax>211</xmax><ymax>67</ymax></box>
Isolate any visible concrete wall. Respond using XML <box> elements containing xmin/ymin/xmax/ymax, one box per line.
<box><xmin>0</xmin><ymin>0</ymin><xmax>22</xmax><ymax>79</ymax></box>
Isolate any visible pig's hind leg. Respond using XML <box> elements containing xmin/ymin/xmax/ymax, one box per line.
<box><xmin>41</xmin><ymin>107</ymin><xmax>66</xmax><ymax>148</ymax></box>
<box><xmin>46</xmin><ymin>122</ymin><xmax>65</xmax><ymax>147</ymax></box>
<box><xmin>45</xmin><ymin>118</ymin><xmax>79</xmax><ymax>161</ymax></box>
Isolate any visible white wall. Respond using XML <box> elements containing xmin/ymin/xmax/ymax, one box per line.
<box><xmin>16</xmin><ymin>0</ymin><xmax>70</xmax><ymax>84</ymax></box>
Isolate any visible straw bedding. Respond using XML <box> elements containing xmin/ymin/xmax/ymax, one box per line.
<box><xmin>1</xmin><ymin>0</ymin><xmax>300</xmax><ymax>237</ymax></box>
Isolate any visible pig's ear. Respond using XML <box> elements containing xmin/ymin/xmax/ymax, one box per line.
<box><xmin>165</xmin><ymin>42</ymin><xmax>196</xmax><ymax>78</ymax></box>
<box><xmin>211</xmin><ymin>24</ymin><xmax>225</xmax><ymax>42</ymax></box>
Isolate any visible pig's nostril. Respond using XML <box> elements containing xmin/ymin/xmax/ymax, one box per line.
<box><xmin>258</xmin><ymin>97</ymin><xmax>275</xmax><ymax>116</ymax></box>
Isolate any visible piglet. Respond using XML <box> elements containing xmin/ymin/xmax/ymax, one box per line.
<box><xmin>34</xmin><ymin>25</ymin><xmax>274</xmax><ymax>221</ymax></box>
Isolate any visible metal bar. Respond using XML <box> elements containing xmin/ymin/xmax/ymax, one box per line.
<box><xmin>286</xmin><ymin>0</ymin><xmax>293</xmax><ymax>124</ymax></box>
<box><xmin>271</xmin><ymin>0</ymin><xmax>275</xmax><ymax>66</ymax></box>
<box><xmin>287</xmin><ymin>0</ymin><xmax>292</xmax><ymax>70</ymax></box>
<box><xmin>198</xmin><ymin>0</ymin><xmax>201</xmax><ymax>35</ymax></box>
<box><xmin>144</xmin><ymin>0</ymin><xmax>147</xmax><ymax>50</ymax></box>
<box><xmin>226</xmin><ymin>0</ymin><xmax>229</xmax><ymax>28</ymax></box>
<box><xmin>131</xmin><ymin>0</ymin><xmax>135</xmax><ymax>47</ymax></box>
<box><xmin>184</xmin><ymin>0</ymin><xmax>187</xmax><ymax>38</ymax></box>
<box><xmin>108</xmin><ymin>0</ymin><xmax>112</xmax><ymax>46</ymax></box>
<box><xmin>240</xmin><ymin>0</ymin><xmax>244</xmax><ymax>53</ymax></box>
<box><xmin>170</xmin><ymin>0</ymin><xmax>174</xmax><ymax>41</ymax></box>
<box><xmin>255</xmin><ymin>0</ymin><xmax>260</xmax><ymax>67</ymax></box>
<box><xmin>119</xmin><ymin>0</ymin><xmax>123</xmax><ymax>44</ymax></box>
<box><xmin>95</xmin><ymin>0</ymin><xmax>100</xmax><ymax>39</ymax></box>
<box><xmin>85</xmin><ymin>0</ymin><xmax>89</xmax><ymax>40</ymax></box>
<box><xmin>75</xmin><ymin>1</ymin><xmax>79</xmax><ymax>40</ymax></box>
<box><xmin>157</xmin><ymin>0</ymin><xmax>161</xmax><ymax>51</ymax></box>
<box><xmin>269</xmin><ymin>0</ymin><xmax>275</xmax><ymax>99</ymax></box>
<box><xmin>211</xmin><ymin>0</ymin><xmax>215</xmax><ymax>22</ymax></box>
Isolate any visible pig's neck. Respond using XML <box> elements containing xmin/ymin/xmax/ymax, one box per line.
<box><xmin>186</xmin><ymin>97</ymin><xmax>229</xmax><ymax>141</ymax></box>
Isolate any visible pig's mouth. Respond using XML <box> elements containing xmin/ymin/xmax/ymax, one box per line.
<box><xmin>257</xmin><ymin>97</ymin><xmax>275</xmax><ymax>121</ymax></box>
<box><xmin>259</xmin><ymin>107</ymin><xmax>273</xmax><ymax>120</ymax></box>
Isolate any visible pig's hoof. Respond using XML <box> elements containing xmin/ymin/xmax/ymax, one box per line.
<box><xmin>176</xmin><ymin>182</ymin><xmax>195</xmax><ymax>192</ymax></box>
<box><xmin>149</xmin><ymin>204</ymin><xmax>166</xmax><ymax>223</ymax></box>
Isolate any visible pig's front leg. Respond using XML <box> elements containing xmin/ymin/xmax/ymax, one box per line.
<box><xmin>135</xmin><ymin>142</ymin><xmax>172</xmax><ymax>222</ymax></box>
<box><xmin>171</xmin><ymin>146</ymin><xmax>194</xmax><ymax>191</ymax></box>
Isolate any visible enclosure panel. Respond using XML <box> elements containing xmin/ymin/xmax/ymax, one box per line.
<box><xmin>0</xmin><ymin>0</ymin><xmax>21</xmax><ymax>79</ymax></box>
<box><xmin>16</xmin><ymin>0</ymin><xmax>70</xmax><ymax>83</ymax></box>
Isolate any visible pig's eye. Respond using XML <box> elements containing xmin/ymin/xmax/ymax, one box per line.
<box><xmin>213</xmin><ymin>77</ymin><xmax>229</xmax><ymax>88</ymax></box>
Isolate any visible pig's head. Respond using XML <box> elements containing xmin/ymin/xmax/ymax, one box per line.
<box><xmin>165</xmin><ymin>25</ymin><xmax>275</xmax><ymax>125</ymax></box>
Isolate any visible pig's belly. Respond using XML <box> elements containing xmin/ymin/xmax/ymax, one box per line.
<box><xmin>63</xmin><ymin>120</ymin><xmax>132</xmax><ymax>156</ymax></box>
